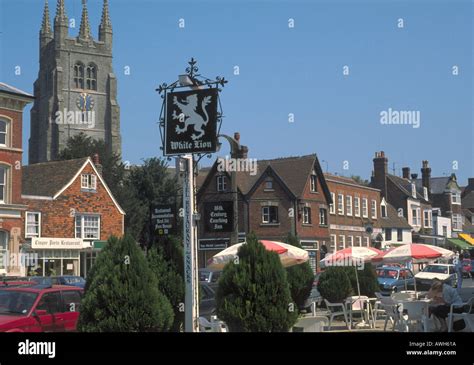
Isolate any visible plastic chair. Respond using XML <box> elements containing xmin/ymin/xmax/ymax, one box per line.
<box><xmin>372</xmin><ymin>292</ymin><xmax>386</xmax><ymax>322</ymax></box>
<box><xmin>448</xmin><ymin>298</ymin><xmax>474</xmax><ymax>332</ymax></box>
<box><xmin>380</xmin><ymin>296</ymin><xmax>402</xmax><ymax>331</ymax></box>
<box><xmin>324</xmin><ymin>299</ymin><xmax>350</xmax><ymax>331</ymax></box>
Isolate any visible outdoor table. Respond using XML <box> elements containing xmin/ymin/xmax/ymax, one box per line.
<box><xmin>395</xmin><ymin>298</ymin><xmax>431</xmax><ymax>332</ymax></box>
<box><xmin>345</xmin><ymin>296</ymin><xmax>375</xmax><ymax>329</ymax></box>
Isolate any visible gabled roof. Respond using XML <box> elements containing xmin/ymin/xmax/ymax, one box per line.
<box><xmin>379</xmin><ymin>203</ymin><xmax>412</xmax><ymax>229</ymax></box>
<box><xmin>22</xmin><ymin>158</ymin><xmax>89</xmax><ymax>197</ymax></box>
<box><xmin>197</xmin><ymin>154</ymin><xmax>332</xmax><ymax>203</ymax></box>
<box><xmin>0</xmin><ymin>82</ymin><xmax>34</xmax><ymax>99</ymax></box>
<box><xmin>387</xmin><ymin>174</ymin><xmax>429</xmax><ymax>203</ymax></box>
<box><xmin>414</xmin><ymin>175</ymin><xmax>460</xmax><ymax>195</ymax></box>
<box><xmin>22</xmin><ymin>157</ymin><xmax>125</xmax><ymax>215</ymax></box>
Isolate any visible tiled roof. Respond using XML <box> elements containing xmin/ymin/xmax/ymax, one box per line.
<box><xmin>387</xmin><ymin>174</ymin><xmax>429</xmax><ymax>202</ymax></box>
<box><xmin>462</xmin><ymin>190</ymin><xmax>474</xmax><ymax>209</ymax></box>
<box><xmin>22</xmin><ymin>158</ymin><xmax>89</xmax><ymax>197</ymax></box>
<box><xmin>198</xmin><ymin>154</ymin><xmax>331</xmax><ymax>201</ymax></box>
<box><xmin>378</xmin><ymin>203</ymin><xmax>412</xmax><ymax>229</ymax></box>
<box><xmin>0</xmin><ymin>82</ymin><xmax>34</xmax><ymax>98</ymax></box>
<box><xmin>414</xmin><ymin>176</ymin><xmax>459</xmax><ymax>195</ymax></box>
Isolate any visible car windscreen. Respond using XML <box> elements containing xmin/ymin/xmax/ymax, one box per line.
<box><xmin>199</xmin><ymin>270</ymin><xmax>211</xmax><ymax>282</ymax></box>
<box><xmin>0</xmin><ymin>291</ymin><xmax>38</xmax><ymax>315</ymax></box>
<box><xmin>423</xmin><ymin>265</ymin><xmax>448</xmax><ymax>274</ymax></box>
<box><xmin>376</xmin><ymin>269</ymin><xmax>398</xmax><ymax>279</ymax></box>
<box><xmin>62</xmin><ymin>277</ymin><xmax>85</xmax><ymax>284</ymax></box>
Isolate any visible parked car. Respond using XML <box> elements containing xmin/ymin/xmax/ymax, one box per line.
<box><xmin>199</xmin><ymin>283</ymin><xmax>216</xmax><ymax>320</ymax></box>
<box><xmin>461</xmin><ymin>259</ymin><xmax>472</xmax><ymax>278</ymax></box>
<box><xmin>0</xmin><ymin>285</ymin><xmax>83</xmax><ymax>332</ymax></box>
<box><xmin>51</xmin><ymin>276</ymin><xmax>86</xmax><ymax>288</ymax></box>
<box><xmin>27</xmin><ymin>276</ymin><xmax>52</xmax><ymax>287</ymax></box>
<box><xmin>199</xmin><ymin>269</ymin><xmax>222</xmax><ymax>290</ymax></box>
<box><xmin>376</xmin><ymin>266</ymin><xmax>415</xmax><ymax>294</ymax></box>
<box><xmin>300</xmin><ymin>274</ymin><xmax>322</xmax><ymax>313</ymax></box>
<box><xmin>415</xmin><ymin>263</ymin><xmax>457</xmax><ymax>290</ymax></box>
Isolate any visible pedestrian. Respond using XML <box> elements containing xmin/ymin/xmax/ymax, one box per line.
<box><xmin>454</xmin><ymin>251</ymin><xmax>463</xmax><ymax>291</ymax></box>
<box><xmin>427</xmin><ymin>279</ymin><xmax>465</xmax><ymax>332</ymax></box>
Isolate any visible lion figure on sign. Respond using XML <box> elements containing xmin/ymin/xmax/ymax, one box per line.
<box><xmin>172</xmin><ymin>94</ymin><xmax>212</xmax><ymax>140</ymax></box>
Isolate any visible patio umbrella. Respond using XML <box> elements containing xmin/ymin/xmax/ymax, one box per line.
<box><xmin>206</xmin><ymin>240</ymin><xmax>309</xmax><ymax>270</ymax></box>
<box><xmin>320</xmin><ymin>247</ymin><xmax>382</xmax><ymax>297</ymax></box>
<box><xmin>372</xmin><ymin>243</ymin><xmax>455</xmax><ymax>292</ymax></box>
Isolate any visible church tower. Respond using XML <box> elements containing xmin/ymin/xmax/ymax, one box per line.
<box><xmin>29</xmin><ymin>0</ymin><xmax>121</xmax><ymax>164</ymax></box>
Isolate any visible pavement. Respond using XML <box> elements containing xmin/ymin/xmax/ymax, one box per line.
<box><xmin>305</xmin><ymin>281</ymin><xmax>474</xmax><ymax>332</ymax></box>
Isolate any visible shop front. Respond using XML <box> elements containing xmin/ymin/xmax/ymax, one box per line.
<box><xmin>30</xmin><ymin>237</ymin><xmax>89</xmax><ymax>276</ymax></box>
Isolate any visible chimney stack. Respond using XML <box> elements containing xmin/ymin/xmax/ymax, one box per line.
<box><xmin>92</xmin><ymin>153</ymin><xmax>103</xmax><ymax>176</ymax></box>
<box><xmin>402</xmin><ymin>167</ymin><xmax>410</xmax><ymax>179</ymax></box>
<box><xmin>421</xmin><ymin>160</ymin><xmax>431</xmax><ymax>196</ymax></box>
<box><xmin>372</xmin><ymin>151</ymin><xmax>388</xmax><ymax>198</ymax></box>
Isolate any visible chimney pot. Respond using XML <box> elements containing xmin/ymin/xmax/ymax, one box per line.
<box><xmin>402</xmin><ymin>167</ymin><xmax>410</xmax><ymax>179</ymax></box>
<box><xmin>411</xmin><ymin>173</ymin><xmax>418</xmax><ymax>180</ymax></box>
<box><xmin>234</xmin><ymin>132</ymin><xmax>240</xmax><ymax>142</ymax></box>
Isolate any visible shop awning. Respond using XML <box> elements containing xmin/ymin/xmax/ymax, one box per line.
<box><xmin>447</xmin><ymin>238</ymin><xmax>472</xmax><ymax>250</ymax></box>
<box><xmin>93</xmin><ymin>241</ymin><xmax>107</xmax><ymax>250</ymax></box>
<box><xmin>459</xmin><ymin>233</ymin><xmax>474</xmax><ymax>246</ymax></box>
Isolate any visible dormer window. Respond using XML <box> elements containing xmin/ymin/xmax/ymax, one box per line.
<box><xmin>81</xmin><ymin>174</ymin><xmax>97</xmax><ymax>190</ymax></box>
<box><xmin>423</xmin><ymin>187</ymin><xmax>428</xmax><ymax>201</ymax></box>
<box><xmin>310</xmin><ymin>174</ymin><xmax>317</xmax><ymax>192</ymax></box>
<box><xmin>216</xmin><ymin>175</ymin><xmax>227</xmax><ymax>192</ymax></box>
<box><xmin>264</xmin><ymin>178</ymin><xmax>273</xmax><ymax>190</ymax></box>
<box><xmin>411</xmin><ymin>183</ymin><xmax>417</xmax><ymax>198</ymax></box>
<box><xmin>380</xmin><ymin>199</ymin><xmax>387</xmax><ymax>218</ymax></box>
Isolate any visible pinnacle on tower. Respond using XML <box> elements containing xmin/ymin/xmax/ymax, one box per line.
<box><xmin>100</xmin><ymin>0</ymin><xmax>112</xmax><ymax>30</ymax></box>
<box><xmin>54</xmin><ymin>0</ymin><xmax>68</xmax><ymax>25</ymax></box>
<box><xmin>40</xmin><ymin>0</ymin><xmax>52</xmax><ymax>37</ymax></box>
<box><xmin>79</xmin><ymin>0</ymin><xmax>92</xmax><ymax>41</ymax></box>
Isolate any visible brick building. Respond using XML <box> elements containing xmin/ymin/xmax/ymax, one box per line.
<box><xmin>370</xmin><ymin>151</ymin><xmax>447</xmax><ymax>246</ymax></box>
<box><xmin>197</xmin><ymin>154</ymin><xmax>332</xmax><ymax>272</ymax></box>
<box><xmin>22</xmin><ymin>156</ymin><xmax>125</xmax><ymax>277</ymax></box>
<box><xmin>412</xmin><ymin>161</ymin><xmax>463</xmax><ymax>236</ymax></box>
<box><xmin>0</xmin><ymin>83</ymin><xmax>34</xmax><ymax>276</ymax></box>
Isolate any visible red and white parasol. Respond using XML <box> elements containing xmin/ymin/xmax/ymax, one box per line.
<box><xmin>207</xmin><ymin>240</ymin><xmax>309</xmax><ymax>270</ymax></box>
<box><xmin>373</xmin><ymin>243</ymin><xmax>454</xmax><ymax>264</ymax></box>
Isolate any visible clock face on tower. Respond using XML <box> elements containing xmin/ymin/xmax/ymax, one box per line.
<box><xmin>76</xmin><ymin>93</ymin><xmax>95</xmax><ymax>112</ymax></box>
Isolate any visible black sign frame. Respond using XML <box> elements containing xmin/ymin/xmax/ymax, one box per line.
<box><xmin>164</xmin><ymin>88</ymin><xmax>219</xmax><ymax>156</ymax></box>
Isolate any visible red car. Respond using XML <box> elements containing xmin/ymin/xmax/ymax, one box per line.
<box><xmin>0</xmin><ymin>285</ymin><xmax>83</xmax><ymax>332</ymax></box>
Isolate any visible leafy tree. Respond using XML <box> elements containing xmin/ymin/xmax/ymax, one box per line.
<box><xmin>317</xmin><ymin>267</ymin><xmax>353</xmax><ymax>303</ymax></box>
<box><xmin>284</xmin><ymin>233</ymin><xmax>314</xmax><ymax>311</ymax></box>
<box><xmin>124</xmin><ymin>158</ymin><xmax>179</xmax><ymax>246</ymax></box>
<box><xmin>350</xmin><ymin>175</ymin><xmax>370</xmax><ymax>186</ymax></box>
<box><xmin>216</xmin><ymin>234</ymin><xmax>298</xmax><ymax>332</ymax></box>
<box><xmin>57</xmin><ymin>133</ymin><xmax>125</xmax><ymax>199</ymax></box>
<box><xmin>147</xmin><ymin>235</ymin><xmax>184</xmax><ymax>331</ymax></box>
<box><xmin>344</xmin><ymin>265</ymin><xmax>379</xmax><ymax>297</ymax></box>
<box><xmin>78</xmin><ymin>235</ymin><xmax>174</xmax><ymax>332</ymax></box>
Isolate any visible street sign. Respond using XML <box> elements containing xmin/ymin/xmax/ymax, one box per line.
<box><xmin>198</xmin><ymin>238</ymin><xmax>229</xmax><ymax>251</ymax></box>
<box><xmin>164</xmin><ymin>88</ymin><xmax>219</xmax><ymax>155</ymax></box>
<box><xmin>151</xmin><ymin>204</ymin><xmax>177</xmax><ymax>236</ymax></box>
<box><xmin>203</xmin><ymin>201</ymin><xmax>233</xmax><ymax>232</ymax></box>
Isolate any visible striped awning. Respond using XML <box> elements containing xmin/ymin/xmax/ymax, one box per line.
<box><xmin>459</xmin><ymin>233</ymin><xmax>474</xmax><ymax>246</ymax></box>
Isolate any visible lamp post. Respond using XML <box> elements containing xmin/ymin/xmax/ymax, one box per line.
<box><xmin>217</xmin><ymin>133</ymin><xmax>249</xmax><ymax>245</ymax></box>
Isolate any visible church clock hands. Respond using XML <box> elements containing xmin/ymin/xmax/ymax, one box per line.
<box><xmin>76</xmin><ymin>93</ymin><xmax>94</xmax><ymax>112</ymax></box>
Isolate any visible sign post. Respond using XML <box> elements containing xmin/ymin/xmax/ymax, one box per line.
<box><xmin>157</xmin><ymin>58</ymin><xmax>227</xmax><ymax>333</ymax></box>
<box><xmin>181</xmin><ymin>155</ymin><xmax>199</xmax><ymax>332</ymax></box>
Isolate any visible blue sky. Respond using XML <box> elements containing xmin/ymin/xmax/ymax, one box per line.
<box><xmin>0</xmin><ymin>0</ymin><xmax>472</xmax><ymax>184</ymax></box>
